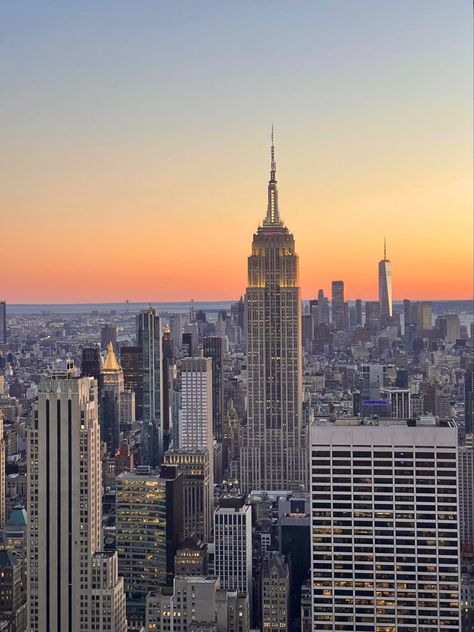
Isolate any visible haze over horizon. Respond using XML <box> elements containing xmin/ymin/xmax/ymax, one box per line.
<box><xmin>1</xmin><ymin>1</ymin><xmax>472</xmax><ymax>303</ymax></box>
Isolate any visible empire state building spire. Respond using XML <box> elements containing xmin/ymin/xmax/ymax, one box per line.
<box><xmin>264</xmin><ymin>126</ymin><xmax>282</xmax><ymax>226</ymax></box>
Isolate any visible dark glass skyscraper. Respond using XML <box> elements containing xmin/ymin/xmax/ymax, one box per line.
<box><xmin>81</xmin><ymin>345</ymin><xmax>101</xmax><ymax>385</ymax></box>
<box><xmin>137</xmin><ymin>308</ymin><xmax>163</xmax><ymax>465</ymax></box>
<box><xmin>203</xmin><ymin>336</ymin><xmax>224</xmax><ymax>442</ymax></box>
<box><xmin>101</xmin><ymin>324</ymin><xmax>117</xmax><ymax>351</ymax></box>
<box><xmin>121</xmin><ymin>346</ymin><xmax>144</xmax><ymax>421</ymax></box>
<box><xmin>331</xmin><ymin>281</ymin><xmax>345</xmax><ymax>330</ymax></box>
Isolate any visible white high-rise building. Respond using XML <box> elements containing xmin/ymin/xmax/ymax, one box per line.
<box><xmin>310</xmin><ymin>419</ymin><xmax>460</xmax><ymax>631</ymax></box>
<box><xmin>378</xmin><ymin>238</ymin><xmax>392</xmax><ymax>327</ymax></box>
<box><xmin>178</xmin><ymin>357</ymin><xmax>213</xmax><ymax>453</ymax></box>
<box><xmin>176</xmin><ymin>356</ymin><xmax>214</xmax><ymax>540</ymax></box>
<box><xmin>27</xmin><ymin>372</ymin><xmax>126</xmax><ymax>632</ymax></box>
<box><xmin>240</xmin><ymin>132</ymin><xmax>306</xmax><ymax>493</ymax></box>
<box><xmin>214</xmin><ymin>496</ymin><xmax>253</xmax><ymax>603</ymax></box>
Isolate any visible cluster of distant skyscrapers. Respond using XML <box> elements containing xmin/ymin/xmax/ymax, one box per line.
<box><xmin>0</xmin><ymin>137</ymin><xmax>472</xmax><ymax>632</ymax></box>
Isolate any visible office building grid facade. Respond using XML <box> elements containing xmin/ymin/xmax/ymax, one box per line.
<box><xmin>214</xmin><ymin>498</ymin><xmax>253</xmax><ymax>601</ymax></box>
<box><xmin>310</xmin><ymin>422</ymin><xmax>460</xmax><ymax>631</ymax></box>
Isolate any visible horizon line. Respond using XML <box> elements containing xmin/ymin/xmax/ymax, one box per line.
<box><xmin>4</xmin><ymin>298</ymin><xmax>473</xmax><ymax>306</ymax></box>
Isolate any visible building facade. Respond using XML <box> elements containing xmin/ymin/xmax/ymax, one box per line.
<box><xmin>240</xmin><ymin>136</ymin><xmax>306</xmax><ymax>493</ymax></box>
<box><xmin>0</xmin><ymin>301</ymin><xmax>6</xmax><ymax>344</ymax></box>
<box><xmin>115</xmin><ymin>466</ymin><xmax>183</xmax><ymax>598</ymax></box>
<box><xmin>0</xmin><ymin>415</ymin><xmax>5</xmax><ymax>528</ymax></box>
<box><xmin>459</xmin><ymin>436</ymin><xmax>474</xmax><ymax>555</ymax></box>
<box><xmin>261</xmin><ymin>552</ymin><xmax>289</xmax><ymax>632</ymax></box>
<box><xmin>90</xmin><ymin>552</ymin><xmax>127</xmax><ymax>632</ymax></box>
<box><xmin>203</xmin><ymin>336</ymin><xmax>225</xmax><ymax>443</ymax></box>
<box><xmin>100</xmin><ymin>342</ymin><xmax>124</xmax><ymax>453</ymax></box>
<box><xmin>378</xmin><ymin>240</ymin><xmax>392</xmax><ymax>327</ymax></box>
<box><xmin>331</xmin><ymin>281</ymin><xmax>345</xmax><ymax>331</ymax></box>
<box><xmin>27</xmin><ymin>373</ymin><xmax>126</xmax><ymax>632</ymax></box>
<box><xmin>310</xmin><ymin>419</ymin><xmax>460</xmax><ymax>630</ymax></box>
<box><xmin>164</xmin><ymin>449</ymin><xmax>213</xmax><ymax>543</ymax></box>
<box><xmin>137</xmin><ymin>309</ymin><xmax>163</xmax><ymax>465</ymax></box>
<box><xmin>214</xmin><ymin>496</ymin><xmax>252</xmax><ymax>602</ymax></box>
<box><xmin>120</xmin><ymin>346</ymin><xmax>144</xmax><ymax>421</ymax></box>
<box><xmin>178</xmin><ymin>357</ymin><xmax>213</xmax><ymax>454</ymax></box>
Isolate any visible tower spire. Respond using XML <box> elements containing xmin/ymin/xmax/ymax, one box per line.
<box><xmin>270</xmin><ymin>124</ymin><xmax>276</xmax><ymax>182</ymax></box>
<box><xmin>264</xmin><ymin>126</ymin><xmax>281</xmax><ymax>225</ymax></box>
<box><xmin>384</xmin><ymin>237</ymin><xmax>387</xmax><ymax>260</ymax></box>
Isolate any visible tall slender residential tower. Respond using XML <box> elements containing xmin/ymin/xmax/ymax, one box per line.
<box><xmin>378</xmin><ymin>238</ymin><xmax>392</xmax><ymax>327</ymax></box>
<box><xmin>137</xmin><ymin>308</ymin><xmax>163</xmax><ymax>465</ymax></box>
<box><xmin>240</xmin><ymin>132</ymin><xmax>306</xmax><ymax>493</ymax></box>
<box><xmin>0</xmin><ymin>301</ymin><xmax>6</xmax><ymax>344</ymax></box>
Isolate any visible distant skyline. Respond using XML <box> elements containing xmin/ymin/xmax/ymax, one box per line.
<box><xmin>1</xmin><ymin>1</ymin><xmax>472</xmax><ymax>302</ymax></box>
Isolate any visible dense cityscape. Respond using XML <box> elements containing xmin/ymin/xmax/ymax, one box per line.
<box><xmin>0</xmin><ymin>136</ymin><xmax>472</xmax><ymax>632</ymax></box>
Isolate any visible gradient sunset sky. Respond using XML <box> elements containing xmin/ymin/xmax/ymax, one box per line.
<box><xmin>1</xmin><ymin>1</ymin><xmax>472</xmax><ymax>303</ymax></box>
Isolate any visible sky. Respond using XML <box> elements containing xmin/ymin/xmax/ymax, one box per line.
<box><xmin>1</xmin><ymin>1</ymin><xmax>472</xmax><ymax>303</ymax></box>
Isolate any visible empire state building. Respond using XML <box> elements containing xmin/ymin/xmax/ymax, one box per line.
<box><xmin>240</xmin><ymin>134</ymin><xmax>307</xmax><ymax>493</ymax></box>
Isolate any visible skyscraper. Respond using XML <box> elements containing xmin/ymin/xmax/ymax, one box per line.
<box><xmin>0</xmin><ymin>302</ymin><xmax>6</xmax><ymax>344</ymax></box>
<box><xmin>355</xmin><ymin>298</ymin><xmax>363</xmax><ymax>326</ymax></box>
<box><xmin>178</xmin><ymin>357</ymin><xmax>213</xmax><ymax>454</ymax></box>
<box><xmin>459</xmin><ymin>436</ymin><xmax>474</xmax><ymax>555</ymax></box>
<box><xmin>81</xmin><ymin>345</ymin><xmax>101</xmax><ymax>384</ymax></box>
<box><xmin>466</xmin><ymin>366</ymin><xmax>474</xmax><ymax>434</ymax></box>
<box><xmin>378</xmin><ymin>238</ymin><xmax>393</xmax><ymax>327</ymax></box>
<box><xmin>365</xmin><ymin>300</ymin><xmax>381</xmax><ymax>333</ymax></box>
<box><xmin>100</xmin><ymin>324</ymin><xmax>117</xmax><ymax>351</ymax></box>
<box><xmin>403</xmin><ymin>298</ymin><xmax>412</xmax><ymax>336</ymax></box>
<box><xmin>214</xmin><ymin>496</ymin><xmax>252</xmax><ymax>600</ymax></box>
<box><xmin>240</xmin><ymin>133</ymin><xmax>305</xmax><ymax>493</ymax></box>
<box><xmin>317</xmin><ymin>289</ymin><xmax>330</xmax><ymax>325</ymax></box>
<box><xmin>0</xmin><ymin>415</ymin><xmax>5</xmax><ymax>528</ymax></box>
<box><xmin>137</xmin><ymin>308</ymin><xmax>163</xmax><ymax>465</ymax></box>
<box><xmin>164</xmin><ymin>449</ymin><xmax>213</xmax><ymax>543</ymax></box>
<box><xmin>121</xmin><ymin>345</ymin><xmax>143</xmax><ymax>420</ymax></box>
<box><xmin>100</xmin><ymin>342</ymin><xmax>124</xmax><ymax>453</ymax></box>
<box><xmin>162</xmin><ymin>326</ymin><xmax>175</xmax><ymax>450</ymax></box>
<box><xmin>203</xmin><ymin>336</ymin><xmax>225</xmax><ymax>442</ymax></box>
<box><xmin>310</xmin><ymin>419</ymin><xmax>460</xmax><ymax>630</ymax></box>
<box><xmin>27</xmin><ymin>372</ymin><xmax>126</xmax><ymax>632</ymax></box>
<box><xmin>331</xmin><ymin>281</ymin><xmax>345</xmax><ymax>331</ymax></box>
<box><xmin>115</xmin><ymin>464</ymin><xmax>183</xmax><ymax>625</ymax></box>
<box><xmin>261</xmin><ymin>552</ymin><xmax>289</xmax><ymax>632</ymax></box>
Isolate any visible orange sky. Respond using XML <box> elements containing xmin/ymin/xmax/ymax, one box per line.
<box><xmin>1</xmin><ymin>2</ymin><xmax>472</xmax><ymax>303</ymax></box>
